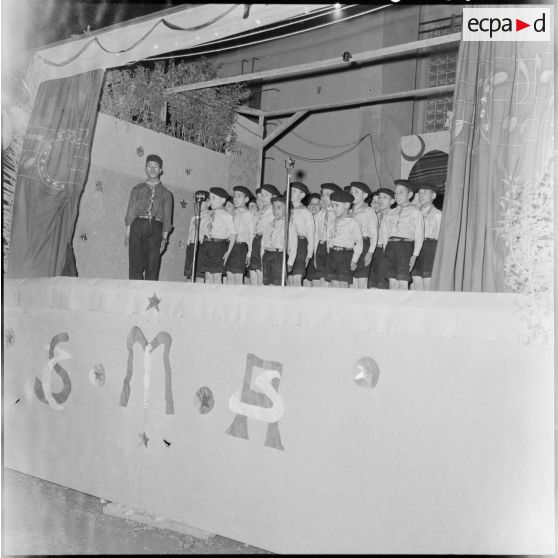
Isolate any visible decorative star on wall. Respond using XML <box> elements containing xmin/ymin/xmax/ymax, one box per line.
<box><xmin>136</xmin><ymin>146</ymin><xmax>145</xmax><ymax>157</ymax></box>
<box><xmin>179</xmin><ymin>199</ymin><xmax>188</xmax><ymax>209</ymax></box>
<box><xmin>139</xmin><ymin>431</ymin><xmax>150</xmax><ymax>447</ymax></box>
<box><xmin>146</xmin><ymin>292</ymin><xmax>161</xmax><ymax>312</ymax></box>
<box><xmin>185</xmin><ymin>167</ymin><xmax>192</xmax><ymax>176</ymax></box>
<box><xmin>5</xmin><ymin>328</ymin><xmax>15</xmax><ymax>347</ymax></box>
<box><xmin>95</xmin><ymin>181</ymin><xmax>104</xmax><ymax>192</ymax></box>
<box><xmin>80</xmin><ymin>233</ymin><xmax>88</xmax><ymax>241</ymax></box>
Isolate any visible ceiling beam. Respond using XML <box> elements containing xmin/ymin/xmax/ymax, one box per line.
<box><xmin>262</xmin><ymin>84</ymin><xmax>455</xmax><ymax>118</ymax></box>
<box><xmin>235</xmin><ymin>106</ymin><xmax>265</xmax><ymax>117</ymax></box>
<box><xmin>166</xmin><ymin>32</ymin><xmax>461</xmax><ymax>94</ymax></box>
<box><xmin>262</xmin><ymin>111</ymin><xmax>307</xmax><ymax>148</ymax></box>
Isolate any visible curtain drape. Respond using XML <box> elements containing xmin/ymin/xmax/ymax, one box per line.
<box><xmin>431</xmin><ymin>39</ymin><xmax>554</xmax><ymax>291</ymax></box>
<box><xmin>7</xmin><ymin>69</ymin><xmax>104</xmax><ymax>278</ymax></box>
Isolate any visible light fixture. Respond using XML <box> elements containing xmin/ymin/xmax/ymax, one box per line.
<box><xmin>334</xmin><ymin>3</ymin><xmax>342</xmax><ymax>9</ymax></box>
<box><xmin>342</xmin><ymin>51</ymin><xmax>352</xmax><ymax>62</ymax></box>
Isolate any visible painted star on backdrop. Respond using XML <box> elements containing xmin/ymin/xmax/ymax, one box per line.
<box><xmin>139</xmin><ymin>431</ymin><xmax>150</xmax><ymax>447</ymax></box>
<box><xmin>146</xmin><ymin>292</ymin><xmax>161</xmax><ymax>312</ymax></box>
<box><xmin>179</xmin><ymin>199</ymin><xmax>188</xmax><ymax>209</ymax></box>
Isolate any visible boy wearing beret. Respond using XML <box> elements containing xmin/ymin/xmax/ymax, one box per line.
<box><xmin>184</xmin><ymin>190</ymin><xmax>209</xmax><ymax>282</ymax></box>
<box><xmin>411</xmin><ymin>185</ymin><xmax>442</xmax><ymax>290</ymax></box>
<box><xmin>249</xmin><ymin>184</ymin><xmax>280</xmax><ymax>285</ymax></box>
<box><xmin>288</xmin><ymin>181</ymin><xmax>315</xmax><ymax>287</ymax></box>
<box><xmin>307</xmin><ymin>193</ymin><xmax>321</xmax><ymax>216</ymax></box>
<box><xmin>226</xmin><ymin>185</ymin><xmax>254</xmax><ymax>285</ymax></box>
<box><xmin>201</xmin><ymin>187</ymin><xmax>236</xmax><ymax>283</ymax></box>
<box><xmin>369</xmin><ymin>187</ymin><xmax>395</xmax><ymax>289</ymax></box>
<box><xmin>261</xmin><ymin>196</ymin><xmax>298</xmax><ymax>286</ymax></box>
<box><xmin>378</xmin><ymin>179</ymin><xmax>424</xmax><ymax>290</ymax></box>
<box><xmin>349</xmin><ymin>181</ymin><xmax>378</xmax><ymax>289</ymax></box>
<box><xmin>327</xmin><ymin>189</ymin><xmax>363</xmax><ymax>288</ymax></box>
<box><xmin>125</xmin><ymin>153</ymin><xmax>173</xmax><ymax>281</ymax></box>
<box><xmin>313</xmin><ymin>183</ymin><xmax>341</xmax><ymax>287</ymax></box>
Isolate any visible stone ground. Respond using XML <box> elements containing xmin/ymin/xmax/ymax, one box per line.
<box><xmin>2</xmin><ymin>468</ymin><xmax>270</xmax><ymax>555</ymax></box>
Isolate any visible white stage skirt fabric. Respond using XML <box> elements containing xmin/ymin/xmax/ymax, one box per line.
<box><xmin>3</xmin><ymin>277</ymin><xmax>554</xmax><ymax>554</ymax></box>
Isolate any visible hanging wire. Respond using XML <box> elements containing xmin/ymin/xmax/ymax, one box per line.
<box><xmin>148</xmin><ymin>5</ymin><xmax>392</xmax><ymax>62</ymax></box>
<box><xmin>37</xmin><ymin>5</ymin><xmax>240</xmax><ymax>67</ymax></box>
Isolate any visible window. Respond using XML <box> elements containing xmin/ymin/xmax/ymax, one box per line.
<box><xmin>414</xmin><ymin>14</ymin><xmax>462</xmax><ymax>134</ymax></box>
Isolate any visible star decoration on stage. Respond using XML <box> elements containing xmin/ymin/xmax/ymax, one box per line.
<box><xmin>179</xmin><ymin>199</ymin><xmax>188</xmax><ymax>209</ymax></box>
<box><xmin>146</xmin><ymin>292</ymin><xmax>161</xmax><ymax>312</ymax></box>
<box><xmin>5</xmin><ymin>328</ymin><xmax>15</xmax><ymax>347</ymax></box>
<box><xmin>95</xmin><ymin>181</ymin><xmax>104</xmax><ymax>192</ymax></box>
<box><xmin>80</xmin><ymin>233</ymin><xmax>88</xmax><ymax>241</ymax></box>
<box><xmin>136</xmin><ymin>146</ymin><xmax>145</xmax><ymax>157</ymax></box>
<box><xmin>139</xmin><ymin>431</ymin><xmax>150</xmax><ymax>447</ymax></box>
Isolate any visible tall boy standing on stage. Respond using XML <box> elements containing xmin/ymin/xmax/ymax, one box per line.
<box><xmin>125</xmin><ymin>154</ymin><xmax>173</xmax><ymax>280</ymax></box>
<box><xmin>184</xmin><ymin>190</ymin><xmax>209</xmax><ymax>282</ymax></box>
<box><xmin>227</xmin><ymin>185</ymin><xmax>254</xmax><ymax>285</ymax></box>
<box><xmin>202</xmin><ymin>187</ymin><xmax>236</xmax><ymax>284</ymax></box>
<box><xmin>327</xmin><ymin>189</ymin><xmax>363</xmax><ymax>289</ymax></box>
<box><xmin>313</xmin><ymin>182</ymin><xmax>341</xmax><ymax>287</ymax></box>
<box><xmin>349</xmin><ymin>181</ymin><xmax>378</xmax><ymax>289</ymax></box>
<box><xmin>369</xmin><ymin>187</ymin><xmax>395</xmax><ymax>289</ymax></box>
<box><xmin>288</xmin><ymin>181</ymin><xmax>315</xmax><ymax>287</ymax></box>
<box><xmin>248</xmin><ymin>184</ymin><xmax>280</xmax><ymax>285</ymax></box>
<box><xmin>379</xmin><ymin>179</ymin><xmax>424</xmax><ymax>291</ymax></box>
<box><xmin>411</xmin><ymin>185</ymin><xmax>442</xmax><ymax>291</ymax></box>
<box><xmin>261</xmin><ymin>196</ymin><xmax>298</xmax><ymax>286</ymax></box>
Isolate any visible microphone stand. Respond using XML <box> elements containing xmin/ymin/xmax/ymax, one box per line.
<box><xmin>281</xmin><ymin>158</ymin><xmax>295</xmax><ymax>287</ymax></box>
<box><xmin>191</xmin><ymin>194</ymin><xmax>204</xmax><ymax>283</ymax></box>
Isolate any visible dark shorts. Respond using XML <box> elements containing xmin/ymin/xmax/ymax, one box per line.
<box><xmin>411</xmin><ymin>238</ymin><xmax>437</xmax><ymax>278</ymax></box>
<box><xmin>226</xmin><ymin>242</ymin><xmax>248</xmax><ymax>274</ymax></box>
<box><xmin>314</xmin><ymin>242</ymin><xmax>329</xmax><ymax>280</ymax></box>
<box><xmin>184</xmin><ymin>243</ymin><xmax>204</xmax><ymax>279</ymax></box>
<box><xmin>326</xmin><ymin>247</ymin><xmax>354</xmax><ymax>283</ymax></box>
<box><xmin>353</xmin><ymin>237</ymin><xmax>372</xmax><ymax>279</ymax></box>
<box><xmin>289</xmin><ymin>237</ymin><xmax>308</xmax><ymax>277</ymax></box>
<box><xmin>368</xmin><ymin>245</ymin><xmax>389</xmax><ymax>289</ymax></box>
<box><xmin>262</xmin><ymin>250</ymin><xmax>283</xmax><ymax>285</ymax></box>
<box><xmin>384</xmin><ymin>238</ymin><xmax>414</xmax><ymax>282</ymax></box>
<box><xmin>306</xmin><ymin>256</ymin><xmax>318</xmax><ymax>281</ymax></box>
<box><xmin>248</xmin><ymin>235</ymin><xmax>262</xmax><ymax>271</ymax></box>
<box><xmin>199</xmin><ymin>238</ymin><xmax>228</xmax><ymax>274</ymax></box>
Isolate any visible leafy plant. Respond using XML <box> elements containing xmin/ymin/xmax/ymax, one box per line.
<box><xmin>497</xmin><ymin>157</ymin><xmax>554</xmax><ymax>344</ymax></box>
<box><xmin>100</xmin><ymin>59</ymin><xmax>249</xmax><ymax>153</ymax></box>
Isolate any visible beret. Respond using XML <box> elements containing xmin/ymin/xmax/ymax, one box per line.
<box><xmin>261</xmin><ymin>183</ymin><xmax>281</xmax><ymax>197</ymax></box>
<box><xmin>290</xmin><ymin>181</ymin><xmax>309</xmax><ymax>195</ymax></box>
<box><xmin>350</xmin><ymin>181</ymin><xmax>371</xmax><ymax>195</ymax></box>
<box><xmin>375</xmin><ymin>187</ymin><xmax>395</xmax><ymax>198</ymax></box>
<box><xmin>343</xmin><ymin>185</ymin><xmax>352</xmax><ymax>193</ymax></box>
<box><xmin>330</xmin><ymin>189</ymin><xmax>354</xmax><ymax>204</ymax></box>
<box><xmin>320</xmin><ymin>182</ymin><xmax>341</xmax><ymax>193</ymax></box>
<box><xmin>271</xmin><ymin>195</ymin><xmax>286</xmax><ymax>205</ymax></box>
<box><xmin>307</xmin><ymin>192</ymin><xmax>321</xmax><ymax>202</ymax></box>
<box><xmin>209</xmin><ymin>186</ymin><xmax>229</xmax><ymax>200</ymax></box>
<box><xmin>393</xmin><ymin>179</ymin><xmax>418</xmax><ymax>193</ymax></box>
<box><xmin>233</xmin><ymin>185</ymin><xmax>253</xmax><ymax>199</ymax></box>
<box><xmin>146</xmin><ymin>154</ymin><xmax>163</xmax><ymax>167</ymax></box>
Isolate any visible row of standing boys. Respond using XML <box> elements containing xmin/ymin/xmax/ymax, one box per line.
<box><xmin>184</xmin><ymin>178</ymin><xmax>442</xmax><ymax>290</ymax></box>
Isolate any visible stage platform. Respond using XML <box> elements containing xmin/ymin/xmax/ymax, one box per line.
<box><xmin>3</xmin><ymin>277</ymin><xmax>554</xmax><ymax>554</ymax></box>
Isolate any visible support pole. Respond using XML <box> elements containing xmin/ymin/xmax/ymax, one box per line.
<box><xmin>281</xmin><ymin>158</ymin><xmax>295</xmax><ymax>287</ymax></box>
<box><xmin>190</xmin><ymin>194</ymin><xmax>204</xmax><ymax>283</ymax></box>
